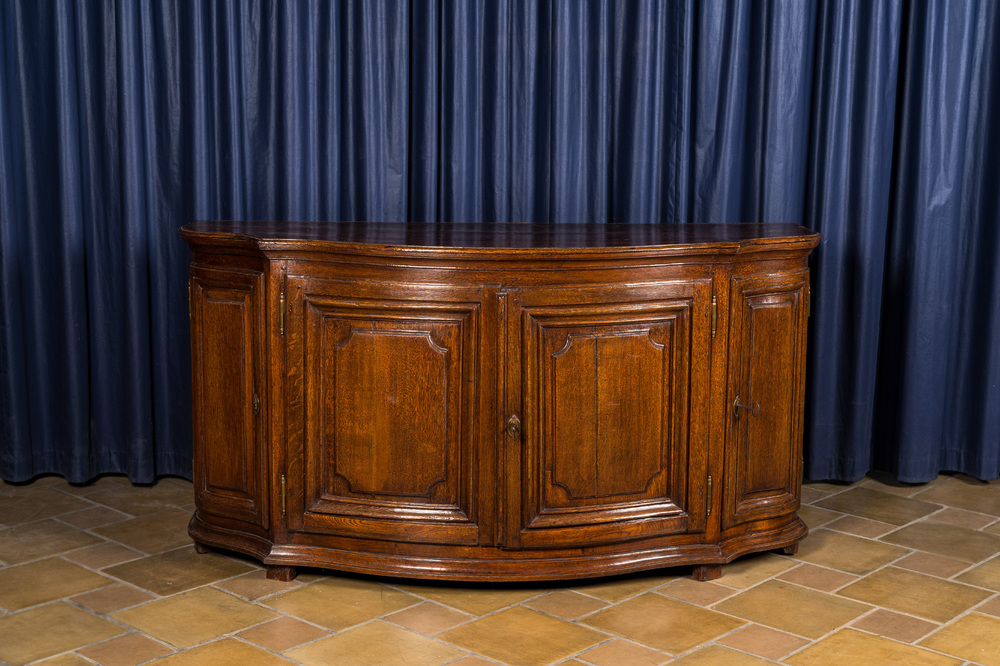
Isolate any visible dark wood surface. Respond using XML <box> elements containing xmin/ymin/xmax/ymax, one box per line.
<box><xmin>182</xmin><ymin>220</ymin><xmax>817</xmax><ymax>248</ymax></box>
<box><xmin>184</xmin><ymin>221</ymin><xmax>819</xmax><ymax>582</ymax></box>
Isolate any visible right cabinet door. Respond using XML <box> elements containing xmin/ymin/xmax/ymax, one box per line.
<box><xmin>722</xmin><ymin>270</ymin><xmax>809</xmax><ymax>530</ymax></box>
<box><xmin>504</xmin><ymin>280</ymin><xmax>713</xmax><ymax>549</ymax></box>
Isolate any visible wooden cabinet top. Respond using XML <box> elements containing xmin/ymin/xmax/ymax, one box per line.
<box><xmin>181</xmin><ymin>221</ymin><xmax>819</xmax><ymax>259</ymax></box>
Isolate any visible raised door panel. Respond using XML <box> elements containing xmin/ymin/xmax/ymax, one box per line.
<box><xmin>189</xmin><ymin>266</ymin><xmax>268</xmax><ymax>528</ymax></box>
<box><xmin>284</xmin><ymin>278</ymin><xmax>485</xmax><ymax>546</ymax></box>
<box><xmin>506</xmin><ymin>282</ymin><xmax>712</xmax><ymax>548</ymax></box>
<box><xmin>723</xmin><ymin>272</ymin><xmax>808</xmax><ymax>530</ymax></box>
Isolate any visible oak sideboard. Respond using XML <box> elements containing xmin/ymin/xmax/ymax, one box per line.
<box><xmin>181</xmin><ymin>221</ymin><xmax>820</xmax><ymax>582</ymax></box>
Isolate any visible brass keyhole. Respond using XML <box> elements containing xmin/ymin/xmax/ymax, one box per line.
<box><xmin>506</xmin><ymin>415</ymin><xmax>522</xmax><ymax>439</ymax></box>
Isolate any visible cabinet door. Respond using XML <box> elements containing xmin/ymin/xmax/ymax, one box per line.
<box><xmin>284</xmin><ymin>277</ymin><xmax>487</xmax><ymax>546</ymax></box>
<box><xmin>722</xmin><ymin>271</ymin><xmax>809</xmax><ymax>530</ymax></box>
<box><xmin>189</xmin><ymin>266</ymin><xmax>268</xmax><ymax>529</ymax></box>
<box><xmin>503</xmin><ymin>281</ymin><xmax>713</xmax><ymax>549</ymax></box>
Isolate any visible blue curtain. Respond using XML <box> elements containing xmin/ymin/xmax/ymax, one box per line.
<box><xmin>1</xmin><ymin>0</ymin><xmax>998</xmax><ymax>483</ymax></box>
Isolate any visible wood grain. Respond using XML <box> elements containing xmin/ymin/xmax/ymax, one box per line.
<box><xmin>182</xmin><ymin>222</ymin><xmax>818</xmax><ymax>581</ymax></box>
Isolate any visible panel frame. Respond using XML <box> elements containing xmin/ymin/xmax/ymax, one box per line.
<box><xmin>283</xmin><ymin>276</ymin><xmax>487</xmax><ymax>546</ymax></box>
<box><xmin>504</xmin><ymin>280</ymin><xmax>713</xmax><ymax>549</ymax></box>
<box><xmin>722</xmin><ymin>270</ymin><xmax>810</xmax><ymax>530</ymax></box>
<box><xmin>189</xmin><ymin>265</ymin><xmax>269</xmax><ymax>529</ymax></box>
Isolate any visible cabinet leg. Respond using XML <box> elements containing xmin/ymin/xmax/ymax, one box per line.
<box><xmin>193</xmin><ymin>541</ymin><xmax>210</xmax><ymax>554</ymax></box>
<box><xmin>781</xmin><ymin>543</ymin><xmax>800</xmax><ymax>556</ymax></box>
<box><xmin>691</xmin><ymin>564</ymin><xmax>722</xmax><ymax>581</ymax></box>
<box><xmin>266</xmin><ymin>564</ymin><xmax>298</xmax><ymax>582</ymax></box>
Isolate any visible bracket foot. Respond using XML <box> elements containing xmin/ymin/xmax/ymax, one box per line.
<box><xmin>691</xmin><ymin>564</ymin><xmax>722</xmax><ymax>581</ymax></box>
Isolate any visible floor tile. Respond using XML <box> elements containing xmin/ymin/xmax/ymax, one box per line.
<box><xmin>57</xmin><ymin>505</ymin><xmax>133</xmax><ymax>530</ymax></box>
<box><xmin>6</xmin><ymin>473</ymin><xmax>1000</xmax><ymax>666</ymax></box>
<box><xmin>522</xmin><ymin>589</ymin><xmax>610</xmax><ymax>619</ymax></box>
<box><xmin>112</xmin><ymin>586</ymin><xmax>278</xmax><ymax>649</ymax></box>
<box><xmin>881</xmin><ymin>521</ymin><xmax>1000</xmax><ymax>563</ymax></box>
<box><xmin>670</xmin><ymin>645</ymin><xmax>774</xmax><ymax>665</ymax></box>
<box><xmin>92</xmin><ymin>508</ymin><xmax>193</xmax><ymax>553</ymax></box>
<box><xmin>862</xmin><ymin>471</ymin><xmax>946</xmax><ymax>497</ymax></box>
<box><xmin>441</xmin><ymin>607</ymin><xmax>605</xmax><ymax>666</ymax></box>
<box><xmin>447</xmin><ymin>658</ymin><xmax>498</xmax><ymax>666</ymax></box>
<box><xmin>386</xmin><ymin>602</ymin><xmax>473</xmax><ymax>635</ymax></box>
<box><xmin>916</xmin><ymin>476</ymin><xmax>1000</xmax><ymax>515</ymax></box>
<box><xmin>838</xmin><ymin>567</ymin><xmax>990</xmax><ymax>623</ymax></box>
<box><xmin>104</xmin><ymin>545</ymin><xmax>255</xmax><ymax>595</ymax></box>
<box><xmin>929</xmin><ymin>506</ymin><xmax>996</xmax><ymax>530</ymax></box>
<box><xmin>713</xmin><ymin>553</ymin><xmax>798</xmax><ymax>589</ymax></box>
<box><xmin>797</xmin><ymin>504</ymin><xmax>842</xmax><ymax>529</ymax></box>
<box><xmin>583</xmin><ymin>592</ymin><xmax>742</xmax><ymax>653</ymax></box>
<box><xmin>62</xmin><ymin>542</ymin><xmax>143</xmax><ymax>569</ymax></box>
<box><xmin>85</xmin><ymin>481</ymin><xmax>194</xmax><ymax>516</ymax></box>
<box><xmin>655</xmin><ymin>577</ymin><xmax>734</xmax><ymax>606</ymax></box>
<box><xmin>579</xmin><ymin>638</ymin><xmax>669</xmax><ymax>665</ymax></box>
<box><xmin>76</xmin><ymin>632</ymin><xmax>174</xmax><ymax>666</ymax></box>
<box><xmin>291</xmin><ymin>620</ymin><xmax>464</xmax><ymax>666</ymax></box>
<box><xmin>802</xmin><ymin>481</ymin><xmax>852</xmax><ymax>494</ymax></box>
<box><xmin>237</xmin><ymin>616</ymin><xmax>330</xmax><ymax>652</ymax></box>
<box><xmin>71</xmin><ymin>584</ymin><xmax>156</xmax><ymax>614</ymax></box>
<box><xmin>793</xmin><ymin>529</ymin><xmax>908</xmax><ymax>575</ymax></box>
<box><xmin>714</xmin><ymin>580</ymin><xmax>870</xmax><ymax>639</ymax></box>
<box><xmin>34</xmin><ymin>655</ymin><xmax>94</xmax><ymax>666</ymax></box>
<box><xmin>213</xmin><ymin>569</ymin><xmax>301</xmax><ymax>600</ymax></box>
<box><xmin>568</xmin><ymin>572</ymin><xmax>681</xmax><ymax>603</ymax></box>
<box><xmin>816</xmin><ymin>487</ymin><xmax>940</xmax><ymax>525</ymax></box>
<box><xmin>785</xmin><ymin>628</ymin><xmax>961</xmax><ymax>666</ymax></box>
<box><xmin>394</xmin><ymin>581</ymin><xmax>546</xmax><ymax>615</ymax></box>
<box><xmin>956</xmin><ymin>554</ymin><xmax>1000</xmax><ymax>591</ymax></box>
<box><xmin>0</xmin><ymin>557</ymin><xmax>112</xmax><ymax>611</ymax></box>
<box><xmin>825</xmin><ymin>514</ymin><xmax>897</xmax><ymax>538</ymax></box>
<box><xmin>800</xmin><ymin>485</ymin><xmax>833</xmax><ymax>504</ymax></box>
<box><xmin>0</xmin><ymin>486</ymin><xmax>93</xmax><ymax>527</ymax></box>
<box><xmin>58</xmin><ymin>475</ymin><xmax>133</xmax><ymax>497</ymax></box>
<box><xmin>851</xmin><ymin>609</ymin><xmax>939</xmax><ymax>643</ymax></box>
<box><xmin>154</xmin><ymin>637</ymin><xmax>294</xmax><ymax>665</ymax></box>
<box><xmin>716</xmin><ymin>623</ymin><xmax>809</xmax><ymax>660</ymax></box>
<box><xmin>777</xmin><ymin>563</ymin><xmax>857</xmax><ymax>592</ymax></box>
<box><xmin>920</xmin><ymin>613</ymin><xmax>1000</xmax><ymax>666</ymax></box>
<box><xmin>975</xmin><ymin>595</ymin><xmax>1000</xmax><ymax>617</ymax></box>
<box><xmin>265</xmin><ymin>576</ymin><xmax>420</xmax><ymax>630</ymax></box>
<box><xmin>894</xmin><ymin>551</ymin><xmax>971</xmax><ymax>578</ymax></box>
<box><xmin>0</xmin><ymin>519</ymin><xmax>104</xmax><ymax>564</ymax></box>
<box><xmin>0</xmin><ymin>602</ymin><xmax>125</xmax><ymax>665</ymax></box>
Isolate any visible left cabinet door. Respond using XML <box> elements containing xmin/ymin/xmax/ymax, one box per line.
<box><xmin>283</xmin><ymin>276</ymin><xmax>488</xmax><ymax>547</ymax></box>
<box><xmin>189</xmin><ymin>266</ymin><xmax>269</xmax><ymax>530</ymax></box>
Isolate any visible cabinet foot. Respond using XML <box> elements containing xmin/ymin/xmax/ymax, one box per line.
<box><xmin>691</xmin><ymin>564</ymin><xmax>722</xmax><ymax>581</ymax></box>
<box><xmin>193</xmin><ymin>541</ymin><xmax>210</xmax><ymax>554</ymax></box>
<box><xmin>266</xmin><ymin>565</ymin><xmax>298</xmax><ymax>582</ymax></box>
<box><xmin>781</xmin><ymin>543</ymin><xmax>800</xmax><ymax>556</ymax></box>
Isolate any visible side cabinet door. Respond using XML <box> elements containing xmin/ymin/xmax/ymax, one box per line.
<box><xmin>723</xmin><ymin>271</ymin><xmax>809</xmax><ymax>530</ymax></box>
<box><xmin>189</xmin><ymin>266</ymin><xmax>268</xmax><ymax>530</ymax></box>
<box><xmin>284</xmin><ymin>277</ymin><xmax>487</xmax><ymax>546</ymax></box>
<box><xmin>504</xmin><ymin>281</ymin><xmax>713</xmax><ymax>549</ymax></box>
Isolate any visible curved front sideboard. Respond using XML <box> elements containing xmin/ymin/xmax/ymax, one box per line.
<box><xmin>181</xmin><ymin>221</ymin><xmax>820</xmax><ymax>582</ymax></box>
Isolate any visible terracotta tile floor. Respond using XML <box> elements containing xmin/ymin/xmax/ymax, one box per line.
<box><xmin>3</xmin><ymin>473</ymin><xmax>1000</xmax><ymax>665</ymax></box>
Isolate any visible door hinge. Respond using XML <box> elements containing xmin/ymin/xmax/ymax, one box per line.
<box><xmin>187</xmin><ymin>281</ymin><xmax>192</xmax><ymax>319</ymax></box>
<box><xmin>706</xmin><ymin>475</ymin><xmax>713</xmax><ymax>517</ymax></box>
<box><xmin>279</xmin><ymin>290</ymin><xmax>286</xmax><ymax>336</ymax></box>
<box><xmin>280</xmin><ymin>474</ymin><xmax>287</xmax><ymax>517</ymax></box>
<box><xmin>710</xmin><ymin>296</ymin><xmax>717</xmax><ymax>339</ymax></box>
